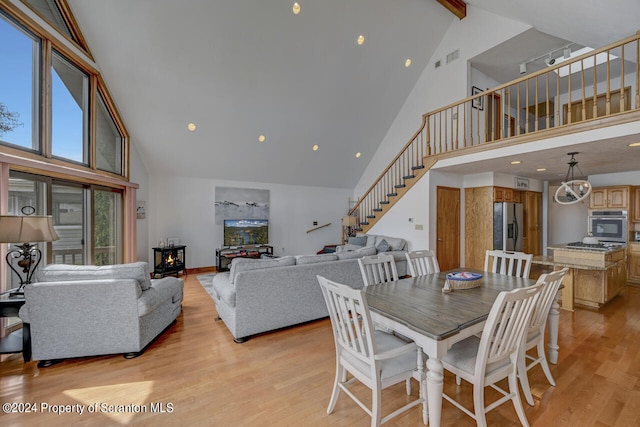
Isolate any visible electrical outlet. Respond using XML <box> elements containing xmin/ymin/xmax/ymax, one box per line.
<box><xmin>415</xmin><ymin>224</ymin><xmax>424</xmax><ymax>231</ymax></box>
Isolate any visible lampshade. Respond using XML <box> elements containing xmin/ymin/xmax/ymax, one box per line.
<box><xmin>0</xmin><ymin>215</ymin><xmax>59</xmax><ymax>243</ymax></box>
<box><xmin>341</xmin><ymin>215</ymin><xmax>357</xmax><ymax>227</ymax></box>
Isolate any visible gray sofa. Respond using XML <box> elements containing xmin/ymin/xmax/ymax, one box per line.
<box><xmin>211</xmin><ymin>251</ymin><xmax>373</xmax><ymax>342</ymax></box>
<box><xmin>336</xmin><ymin>233</ymin><xmax>409</xmax><ymax>275</ymax></box>
<box><xmin>19</xmin><ymin>262</ymin><xmax>184</xmax><ymax>366</ymax></box>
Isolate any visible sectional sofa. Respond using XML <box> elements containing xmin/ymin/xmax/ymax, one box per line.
<box><xmin>210</xmin><ymin>234</ymin><xmax>408</xmax><ymax>342</ymax></box>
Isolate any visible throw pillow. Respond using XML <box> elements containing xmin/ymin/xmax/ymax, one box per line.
<box><xmin>347</xmin><ymin>236</ymin><xmax>367</xmax><ymax>247</ymax></box>
<box><xmin>375</xmin><ymin>239</ymin><xmax>391</xmax><ymax>252</ymax></box>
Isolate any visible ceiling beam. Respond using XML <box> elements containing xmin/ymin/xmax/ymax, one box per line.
<box><xmin>436</xmin><ymin>0</ymin><xmax>467</xmax><ymax>20</ymax></box>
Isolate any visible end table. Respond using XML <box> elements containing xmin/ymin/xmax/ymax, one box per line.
<box><xmin>0</xmin><ymin>289</ymin><xmax>30</xmax><ymax>362</ymax></box>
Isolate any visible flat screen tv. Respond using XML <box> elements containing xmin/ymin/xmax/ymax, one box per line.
<box><xmin>223</xmin><ymin>219</ymin><xmax>269</xmax><ymax>246</ymax></box>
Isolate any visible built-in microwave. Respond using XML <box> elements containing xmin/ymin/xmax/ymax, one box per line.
<box><xmin>588</xmin><ymin>210</ymin><xmax>628</xmax><ymax>243</ymax></box>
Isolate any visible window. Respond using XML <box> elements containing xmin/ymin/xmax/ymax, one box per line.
<box><xmin>23</xmin><ymin>0</ymin><xmax>73</xmax><ymax>39</ymax></box>
<box><xmin>93</xmin><ymin>188</ymin><xmax>123</xmax><ymax>265</ymax></box>
<box><xmin>0</xmin><ymin>13</ymin><xmax>41</xmax><ymax>152</ymax></box>
<box><xmin>51</xmin><ymin>50</ymin><xmax>89</xmax><ymax>164</ymax></box>
<box><xmin>96</xmin><ymin>93</ymin><xmax>123</xmax><ymax>174</ymax></box>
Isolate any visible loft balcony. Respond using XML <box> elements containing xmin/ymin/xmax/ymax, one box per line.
<box><xmin>350</xmin><ymin>32</ymin><xmax>640</xmax><ymax>231</ymax></box>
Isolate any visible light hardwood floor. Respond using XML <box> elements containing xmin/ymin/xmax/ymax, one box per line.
<box><xmin>1</xmin><ymin>274</ymin><xmax>640</xmax><ymax>426</ymax></box>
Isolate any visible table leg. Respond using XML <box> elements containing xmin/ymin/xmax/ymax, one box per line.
<box><xmin>22</xmin><ymin>323</ymin><xmax>31</xmax><ymax>362</ymax></box>
<box><xmin>547</xmin><ymin>291</ymin><xmax>560</xmax><ymax>364</ymax></box>
<box><xmin>427</xmin><ymin>357</ymin><xmax>444</xmax><ymax>427</ymax></box>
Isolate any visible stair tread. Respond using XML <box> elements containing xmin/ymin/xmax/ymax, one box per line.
<box><xmin>394</xmin><ymin>184</ymin><xmax>406</xmax><ymax>188</ymax></box>
<box><xmin>403</xmin><ymin>175</ymin><xmax>415</xmax><ymax>179</ymax></box>
<box><xmin>387</xmin><ymin>193</ymin><xmax>398</xmax><ymax>197</ymax></box>
<box><xmin>412</xmin><ymin>165</ymin><xmax>425</xmax><ymax>170</ymax></box>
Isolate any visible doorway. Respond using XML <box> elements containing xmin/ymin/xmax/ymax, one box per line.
<box><xmin>436</xmin><ymin>186</ymin><xmax>460</xmax><ymax>271</ymax></box>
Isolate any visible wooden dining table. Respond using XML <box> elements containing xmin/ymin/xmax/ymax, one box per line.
<box><xmin>364</xmin><ymin>269</ymin><xmax>561</xmax><ymax>427</ymax></box>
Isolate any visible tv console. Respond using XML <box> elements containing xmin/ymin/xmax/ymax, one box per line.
<box><xmin>216</xmin><ymin>245</ymin><xmax>274</xmax><ymax>271</ymax></box>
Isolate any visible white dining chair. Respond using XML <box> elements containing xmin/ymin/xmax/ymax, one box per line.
<box><xmin>441</xmin><ymin>282</ymin><xmax>544</xmax><ymax>427</ymax></box>
<box><xmin>517</xmin><ymin>267</ymin><xmax>569</xmax><ymax>406</ymax></box>
<box><xmin>484</xmin><ymin>249</ymin><xmax>533</xmax><ymax>279</ymax></box>
<box><xmin>357</xmin><ymin>253</ymin><xmax>399</xmax><ymax>287</ymax></box>
<box><xmin>316</xmin><ymin>275</ymin><xmax>427</xmax><ymax>427</ymax></box>
<box><xmin>405</xmin><ymin>250</ymin><xmax>440</xmax><ymax>277</ymax></box>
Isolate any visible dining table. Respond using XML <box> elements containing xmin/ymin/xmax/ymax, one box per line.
<box><xmin>364</xmin><ymin>269</ymin><xmax>561</xmax><ymax>427</ymax></box>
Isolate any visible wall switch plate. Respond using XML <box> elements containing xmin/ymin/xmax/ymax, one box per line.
<box><xmin>415</xmin><ymin>224</ymin><xmax>424</xmax><ymax>230</ymax></box>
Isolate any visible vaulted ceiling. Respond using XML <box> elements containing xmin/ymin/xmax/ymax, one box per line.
<box><xmin>66</xmin><ymin>0</ymin><xmax>640</xmax><ymax>189</ymax></box>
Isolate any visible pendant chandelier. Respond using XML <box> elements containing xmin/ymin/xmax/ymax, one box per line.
<box><xmin>553</xmin><ymin>152</ymin><xmax>592</xmax><ymax>205</ymax></box>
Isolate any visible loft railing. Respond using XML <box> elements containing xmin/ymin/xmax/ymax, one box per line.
<box><xmin>349</xmin><ymin>31</ymin><xmax>640</xmax><ymax>229</ymax></box>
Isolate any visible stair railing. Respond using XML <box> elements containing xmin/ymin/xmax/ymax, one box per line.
<box><xmin>350</xmin><ymin>31</ymin><xmax>640</xmax><ymax>230</ymax></box>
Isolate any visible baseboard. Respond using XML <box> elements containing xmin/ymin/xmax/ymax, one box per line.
<box><xmin>187</xmin><ymin>266</ymin><xmax>218</xmax><ymax>275</ymax></box>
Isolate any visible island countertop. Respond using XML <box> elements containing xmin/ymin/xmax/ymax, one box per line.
<box><xmin>546</xmin><ymin>242</ymin><xmax>627</xmax><ymax>255</ymax></box>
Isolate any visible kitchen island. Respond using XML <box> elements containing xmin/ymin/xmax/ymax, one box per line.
<box><xmin>533</xmin><ymin>243</ymin><xmax>627</xmax><ymax>310</ymax></box>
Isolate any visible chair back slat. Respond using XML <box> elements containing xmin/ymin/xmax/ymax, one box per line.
<box><xmin>405</xmin><ymin>250</ymin><xmax>440</xmax><ymax>276</ymax></box>
<box><xmin>528</xmin><ymin>268</ymin><xmax>569</xmax><ymax>334</ymax></box>
<box><xmin>477</xmin><ymin>283</ymin><xmax>543</xmax><ymax>371</ymax></box>
<box><xmin>484</xmin><ymin>249</ymin><xmax>533</xmax><ymax>278</ymax></box>
<box><xmin>357</xmin><ymin>254</ymin><xmax>399</xmax><ymax>287</ymax></box>
<box><xmin>318</xmin><ymin>275</ymin><xmax>375</xmax><ymax>364</ymax></box>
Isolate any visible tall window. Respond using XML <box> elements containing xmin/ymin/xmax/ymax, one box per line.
<box><xmin>51</xmin><ymin>50</ymin><xmax>89</xmax><ymax>164</ymax></box>
<box><xmin>93</xmin><ymin>188</ymin><xmax>122</xmax><ymax>265</ymax></box>
<box><xmin>96</xmin><ymin>93</ymin><xmax>123</xmax><ymax>174</ymax></box>
<box><xmin>0</xmin><ymin>13</ymin><xmax>41</xmax><ymax>151</ymax></box>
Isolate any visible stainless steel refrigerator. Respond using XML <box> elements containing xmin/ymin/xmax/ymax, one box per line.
<box><xmin>493</xmin><ymin>202</ymin><xmax>523</xmax><ymax>252</ymax></box>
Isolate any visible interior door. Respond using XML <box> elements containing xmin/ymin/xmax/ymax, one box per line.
<box><xmin>436</xmin><ymin>186</ymin><xmax>460</xmax><ymax>271</ymax></box>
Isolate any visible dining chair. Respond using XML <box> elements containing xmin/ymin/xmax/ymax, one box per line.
<box><xmin>316</xmin><ymin>275</ymin><xmax>427</xmax><ymax>427</ymax></box>
<box><xmin>441</xmin><ymin>282</ymin><xmax>544</xmax><ymax>427</ymax></box>
<box><xmin>517</xmin><ymin>267</ymin><xmax>569</xmax><ymax>406</ymax></box>
<box><xmin>405</xmin><ymin>250</ymin><xmax>440</xmax><ymax>276</ymax></box>
<box><xmin>357</xmin><ymin>253</ymin><xmax>399</xmax><ymax>287</ymax></box>
<box><xmin>484</xmin><ymin>249</ymin><xmax>533</xmax><ymax>279</ymax></box>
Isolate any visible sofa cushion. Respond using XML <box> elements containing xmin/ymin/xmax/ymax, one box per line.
<box><xmin>376</xmin><ymin>238</ymin><xmax>391</xmax><ymax>252</ymax></box>
<box><xmin>374</xmin><ymin>235</ymin><xmax>406</xmax><ymax>251</ymax></box>
<box><xmin>347</xmin><ymin>235</ymin><xmax>367</xmax><ymax>247</ymax></box>
<box><xmin>295</xmin><ymin>254</ymin><xmax>338</xmax><ymax>265</ymax></box>
<box><xmin>336</xmin><ymin>245</ymin><xmax>377</xmax><ymax>260</ymax></box>
<box><xmin>36</xmin><ymin>262</ymin><xmax>153</xmax><ymax>291</ymax></box>
<box><xmin>229</xmin><ymin>256</ymin><xmax>296</xmax><ymax>283</ymax></box>
<box><xmin>211</xmin><ymin>273</ymin><xmax>236</xmax><ymax>307</ymax></box>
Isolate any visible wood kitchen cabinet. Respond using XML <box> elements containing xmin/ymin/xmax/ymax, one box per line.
<box><xmin>630</xmin><ymin>242</ymin><xmax>640</xmax><ymax>284</ymax></box>
<box><xmin>589</xmin><ymin>186</ymin><xmax>629</xmax><ymax>209</ymax></box>
<box><xmin>633</xmin><ymin>187</ymin><xmax>640</xmax><ymax>222</ymax></box>
<box><xmin>522</xmin><ymin>191</ymin><xmax>542</xmax><ymax>255</ymax></box>
<box><xmin>493</xmin><ymin>186</ymin><xmax>514</xmax><ymax>202</ymax></box>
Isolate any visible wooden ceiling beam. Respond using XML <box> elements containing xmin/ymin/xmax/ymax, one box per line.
<box><xmin>436</xmin><ymin>0</ymin><xmax>467</xmax><ymax>20</ymax></box>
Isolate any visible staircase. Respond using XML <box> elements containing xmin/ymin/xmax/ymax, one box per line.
<box><xmin>349</xmin><ymin>31</ymin><xmax>640</xmax><ymax>232</ymax></box>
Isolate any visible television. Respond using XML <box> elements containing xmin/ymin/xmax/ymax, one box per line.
<box><xmin>223</xmin><ymin>219</ymin><xmax>269</xmax><ymax>246</ymax></box>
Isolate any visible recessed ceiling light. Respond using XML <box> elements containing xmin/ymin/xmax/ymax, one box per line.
<box><xmin>405</xmin><ymin>59</ymin><xmax>412</xmax><ymax>68</ymax></box>
<box><xmin>357</xmin><ymin>35</ymin><xmax>365</xmax><ymax>45</ymax></box>
<box><xmin>629</xmin><ymin>142</ymin><xmax>640</xmax><ymax>147</ymax></box>
<box><xmin>258</xmin><ymin>134</ymin><xmax>266</xmax><ymax>143</ymax></box>
<box><xmin>510</xmin><ymin>160</ymin><xmax>522</xmax><ymax>165</ymax></box>
<box><xmin>292</xmin><ymin>2</ymin><xmax>300</xmax><ymax>15</ymax></box>
<box><xmin>312</xmin><ymin>144</ymin><xmax>318</xmax><ymax>151</ymax></box>
<box><xmin>536</xmin><ymin>168</ymin><xmax>547</xmax><ymax>172</ymax></box>
<box><xmin>187</xmin><ymin>122</ymin><xmax>196</xmax><ymax>131</ymax></box>
<box><xmin>355</xmin><ymin>152</ymin><xmax>362</xmax><ymax>158</ymax></box>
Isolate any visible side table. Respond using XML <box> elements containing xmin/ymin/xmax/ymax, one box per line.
<box><xmin>0</xmin><ymin>290</ymin><xmax>30</xmax><ymax>362</ymax></box>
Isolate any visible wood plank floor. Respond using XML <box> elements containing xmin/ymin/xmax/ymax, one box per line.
<box><xmin>1</xmin><ymin>274</ymin><xmax>640</xmax><ymax>426</ymax></box>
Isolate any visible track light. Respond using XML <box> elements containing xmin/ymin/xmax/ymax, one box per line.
<box><xmin>563</xmin><ymin>47</ymin><xmax>571</xmax><ymax>59</ymax></box>
<box><xmin>544</xmin><ymin>55</ymin><xmax>556</xmax><ymax>66</ymax></box>
<box><xmin>519</xmin><ymin>63</ymin><xmax>527</xmax><ymax>74</ymax></box>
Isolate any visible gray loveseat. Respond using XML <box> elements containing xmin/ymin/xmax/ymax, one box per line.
<box><xmin>19</xmin><ymin>262</ymin><xmax>184</xmax><ymax>367</ymax></box>
<box><xmin>211</xmin><ymin>250</ymin><xmax>373</xmax><ymax>342</ymax></box>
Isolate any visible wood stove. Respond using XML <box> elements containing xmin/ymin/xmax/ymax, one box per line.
<box><xmin>152</xmin><ymin>245</ymin><xmax>187</xmax><ymax>278</ymax></box>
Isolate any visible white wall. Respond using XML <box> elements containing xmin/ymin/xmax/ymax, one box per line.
<box><xmin>129</xmin><ymin>142</ymin><xmax>149</xmax><ymax>263</ymax></box>
<box><xmin>547</xmin><ymin>184</ymin><xmax>590</xmax><ymax>250</ymax></box>
<box><xmin>354</xmin><ymin>6</ymin><xmax>532</xmax><ymax>198</ymax></box>
<box><xmin>147</xmin><ymin>175</ymin><xmax>352</xmax><ymax>269</ymax></box>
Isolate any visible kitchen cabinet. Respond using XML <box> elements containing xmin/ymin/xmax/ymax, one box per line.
<box><xmin>493</xmin><ymin>186</ymin><xmax>514</xmax><ymax>202</ymax></box>
<box><xmin>589</xmin><ymin>186</ymin><xmax>629</xmax><ymax>209</ymax></box>
<box><xmin>630</xmin><ymin>242</ymin><xmax>640</xmax><ymax>284</ymax></box>
<box><xmin>522</xmin><ymin>191</ymin><xmax>542</xmax><ymax>255</ymax></box>
<box><xmin>633</xmin><ymin>187</ymin><xmax>640</xmax><ymax>222</ymax></box>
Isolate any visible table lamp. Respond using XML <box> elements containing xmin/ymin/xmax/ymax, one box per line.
<box><xmin>0</xmin><ymin>211</ymin><xmax>59</xmax><ymax>296</ymax></box>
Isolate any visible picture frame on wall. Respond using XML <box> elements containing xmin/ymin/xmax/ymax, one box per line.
<box><xmin>167</xmin><ymin>237</ymin><xmax>180</xmax><ymax>247</ymax></box>
<box><xmin>471</xmin><ymin>86</ymin><xmax>484</xmax><ymax>110</ymax></box>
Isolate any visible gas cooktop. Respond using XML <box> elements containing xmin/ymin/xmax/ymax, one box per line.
<box><xmin>565</xmin><ymin>242</ymin><xmax>623</xmax><ymax>251</ymax></box>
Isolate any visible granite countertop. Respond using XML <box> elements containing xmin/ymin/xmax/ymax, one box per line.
<box><xmin>547</xmin><ymin>243</ymin><xmax>626</xmax><ymax>255</ymax></box>
<box><xmin>532</xmin><ymin>255</ymin><xmax>616</xmax><ymax>270</ymax></box>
